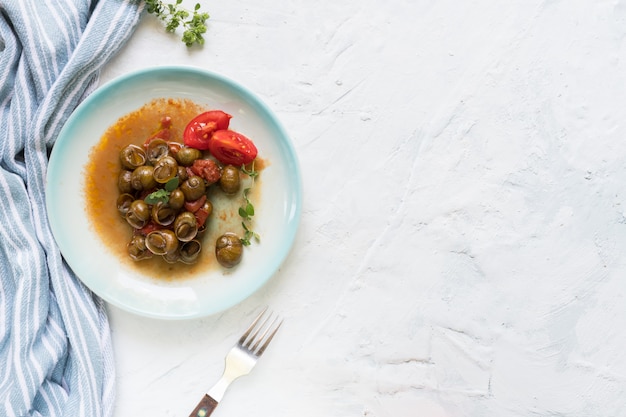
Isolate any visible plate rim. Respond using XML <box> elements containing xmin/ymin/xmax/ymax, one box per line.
<box><xmin>46</xmin><ymin>65</ymin><xmax>302</xmax><ymax>319</ymax></box>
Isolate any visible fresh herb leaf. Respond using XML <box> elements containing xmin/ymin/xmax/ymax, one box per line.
<box><xmin>145</xmin><ymin>189</ymin><xmax>170</xmax><ymax>205</ymax></box>
<box><xmin>241</xmin><ymin>164</ymin><xmax>259</xmax><ymax>179</ymax></box>
<box><xmin>165</xmin><ymin>177</ymin><xmax>179</xmax><ymax>192</ymax></box>
<box><xmin>145</xmin><ymin>177</ymin><xmax>179</xmax><ymax>204</ymax></box>
<box><xmin>241</xmin><ymin>222</ymin><xmax>252</xmax><ymax>246</ymax></box>
<box><xmin>238</xmin><ymin>161</ymin><xmax>260</xmax><ymax>245</ymax></box>
<box><xmin>240</xmin><ymin>222</ymin><xmax>260</xmax><ymax>246</ymax></box>
<box><xmin>145</xmin><ymin>0</ymin><xmax>210</xmax><ymax>47</ymax></box>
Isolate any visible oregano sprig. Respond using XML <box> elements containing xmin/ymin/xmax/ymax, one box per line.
<box><xmin>239</xmin><ymin>162</ymin><xmax>260</xmax><ymax>246</ymax></box>
<box><xmin>145</xmin><ymin>0</ymin><xmax>210</xmax><ymax>47</ymax></box>
<box><xmin>241</xmin><ymin>164</ymin><xmax>259</xmax><ymax>179</ymax></box>
<box><xmin>144</xmin><ymin>177</ymin><xmax>179</xmax><ymax>205</ymax></box>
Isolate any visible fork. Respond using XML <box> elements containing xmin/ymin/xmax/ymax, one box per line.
<box><xmin>188</xmin><ymin>307</ymin><xmax>283</xmax><ymax>417</ymax></box>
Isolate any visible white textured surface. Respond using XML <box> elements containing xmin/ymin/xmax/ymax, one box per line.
<box><xmin>102</xmin><ymin>1</ymin><xmax>626</xmax><ymax>415</ymax></box>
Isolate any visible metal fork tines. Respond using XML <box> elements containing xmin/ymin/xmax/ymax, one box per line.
<box><xmin>188</xmin><ymin>308</ymin><xmax>283</xmax><ymax>417</ymax></box>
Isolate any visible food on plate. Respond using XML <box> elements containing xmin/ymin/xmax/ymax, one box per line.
<box><xmin>183</xmin><ymin>110</ymin><xmax>232</xmax><ymax>150</ymax></box>
<box><xmin>207</xmin><ymin>129</ymin><xmax>258</xmax><ymax>166</ymax></box>
<box><xmin>219</xmin><ymin>165</ymin><xmax>241</xmax><ymax>194</ymax></box>
<box><xmin>84</xmin><ymin>98</ymin><xmax>262</xmax><ymax>275</ymax></box>
<box><xmin>116</xmin><ymin>110</ymin><xmax>256</xmax><ymax>265</ymax></box>
<box><xmin>215</xmin><ymin>232</ymin><xmax>243</xmax><ymax>268</ymax></box>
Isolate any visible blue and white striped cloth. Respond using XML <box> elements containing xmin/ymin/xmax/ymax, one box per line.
<box><xmin>0</xmin><ymin>1</ymin><xmax>144</xmax><ymax>415</ymax></box>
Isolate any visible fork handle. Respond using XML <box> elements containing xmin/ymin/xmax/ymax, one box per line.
<box><xmin>188</xmin><ymin>394</ymin><xmax>218</xmax><ymax>417</ymax></box>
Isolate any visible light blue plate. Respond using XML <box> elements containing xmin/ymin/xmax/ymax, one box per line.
<box><xmin>46</xmin><ymin>66</ymin><xmax>302</xmax><ymax>319</ymax></box>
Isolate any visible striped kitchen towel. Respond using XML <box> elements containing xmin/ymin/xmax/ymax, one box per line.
<box><xmin>0</xmin><ymin>1</ymin><xmax>144</xmax><ymax>416</ymax></box>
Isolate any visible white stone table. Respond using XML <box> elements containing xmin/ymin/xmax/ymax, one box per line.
<box><xmin>101</xmin><ymin>1</ymin><xmax>626</xmax><ymax>415</ymax></box>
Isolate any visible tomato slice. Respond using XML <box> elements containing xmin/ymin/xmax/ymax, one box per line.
<box><xmin>184</xmin><ymin>194</ymin><xmax>207</xmax><ymax>213</ymax></box>
<box><xmin>208</xmin><ymin>129</ymin><xmax>258</xmax><ymax>166</ymax></box>
<box><xmin>194</xmin><ymin>203</ymin><xmax>211</xmax><ymax>228</ymax></box>
<box><xmin>183</xmin><ymin>110</ymin><xmax>232</xmax><ymax>150</ymax></box>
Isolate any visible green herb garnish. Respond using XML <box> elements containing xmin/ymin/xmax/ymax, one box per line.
<box><xmin>241</xmin><ymin>164</ymin><xmax>259</xmax><ymax>179</ymax></box>
<box><xmin>239</xmin><ymin>163</ymin><xmax>260</xmax><ymax>246</ymax></box>
<box><xmin>241</xmin><ymin>221</ymin><xmax>260</xmax><ymax>246</ymax></box>
<box><xmin>144</xmin><ymin>177</ymin><xmax>179</xmax><ymax>205</ymax></box>
<box><xmin>145</xmin><ymin>0</ymin><xmax>210</xmax><ymax>47</ymax></box>
<box><xmin>238</xmin><ymin>188</ymin><xmax>255</xmax><ymax>220</ymax></box>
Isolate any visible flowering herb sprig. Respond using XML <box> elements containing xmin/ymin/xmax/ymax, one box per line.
<box><xmin>145</xmin><ymin>0</ymin><xmax>210</xmax><ymax>47</ymax></box>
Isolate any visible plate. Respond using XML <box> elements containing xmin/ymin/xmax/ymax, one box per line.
<box><xmin>46</xmin><ymin>66</ymin><xmax>302</xmax><ymax>319</ymax></box>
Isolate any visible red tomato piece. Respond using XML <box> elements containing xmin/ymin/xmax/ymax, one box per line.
<box><xmin>136</xmin><ymin>221</ymin><xmax>163</xmax><ymax>236</ymax></box>
<box><xmin>189</xmin><ymin>158</ymin><xmax>221</xmax><ymax>185</ymax></box>
<box><xmin>184</xmin><ymin>194</ymin><xmax>207</xmax><ymax>213</ymax></box>
<box><xmin>144</xmin><ymin>117</ymin><xmax>174</xmax><ymax>148</ymax></box>
<box><xmin>208</xmin><ymin>129</ymin><xmax>258</xmax><ymax>166</ymax></box>
<box><xmin>143</xmin><ymin>128</ymin><xmax>172</xmax><ymax>148</ymax></box>
<box><xmin>194</xmin><ymin>204</ymin><xmax>210</xmax><ymax>228</ymax></box>
<box><xmin>183</xmin><ymin>110</ymin><xmax>232</xmax><ymax>150</ymax></box>
<box><xmin>160</xmin><ymin>116</ymin><xmax>172</xmax><ymax>129</ymax></box>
